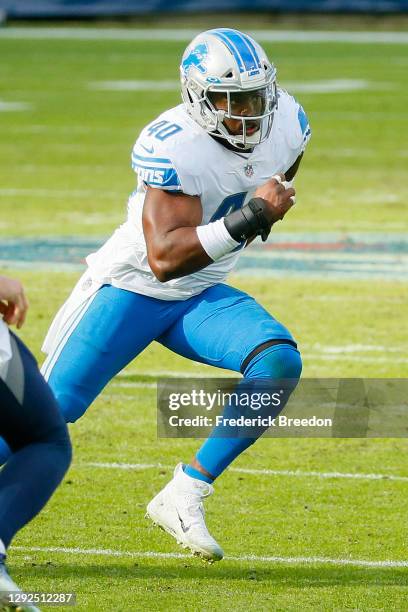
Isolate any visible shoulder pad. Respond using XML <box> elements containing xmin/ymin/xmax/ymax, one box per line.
<box><xmin>131</xmin><ymin>107</ymin><xmax>202</xmax><ymax>195</ymax></box>
<box><xmin>276</xmin><ymin>88</ymin><xmax>311</xmax><ymax>153</ymax></box>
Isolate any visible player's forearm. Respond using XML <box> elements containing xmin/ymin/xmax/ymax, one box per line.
<box><xmin>147</xmin><ymin>226</ymin><xmax>213</xmax><ymax>282</ymax></box>
<box><xmin>147</xmin><ymin>193</ymin><xmax>285</xmax><ymax>282</ymax></box>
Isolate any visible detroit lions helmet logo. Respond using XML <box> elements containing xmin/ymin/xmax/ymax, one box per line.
<box><xmin>182</xmin><ymin>43</ymin><xmax>209</xmax><ymax>75</ymax></box>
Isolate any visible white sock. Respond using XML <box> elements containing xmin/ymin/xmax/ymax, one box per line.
<box><xmin>0</xmin><ymin>538</ymin><xmax>6</xmax><ymax>556</ymax></box>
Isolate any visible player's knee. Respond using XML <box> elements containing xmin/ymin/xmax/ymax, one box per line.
<box><xmin>28</xmin><ymin>419</ymin><xmax>72</xmax><ymax>474</ymax></box>
<box><xmin>244</xmin><ymin>344</ymin><xmax>302</xmax><ymax>382</ymax></box>
<box><xmin>48</xmin><ymin>370</ymin><xmax>93</xmax><ymax>423</ymax></box>
<box><xmin>56</xmin><ymin>428</ymin><xmax>72</xmax><ymax>471</ymax></box>
<box><xmin>54</xmin><ymin>392</ymin><xmax>90</xmax><ymax>424</ymax></box>
<box><xmin>46</xmin><ymin>423</ymin><xmax>73</xmax><ymax>470</ymax></box>
<box><xmin>275</xmin><ymin>346</ymin><xmax>302</xmax><ymax>381</ymax></box>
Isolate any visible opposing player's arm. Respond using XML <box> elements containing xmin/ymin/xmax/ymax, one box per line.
<box><xmin>0</xmin><ymin>275</ymin><xmax>29</xmax><ymax>328</ymax></box>
<box><xmin>143</xmin><ymin>176</ymin><xmax>295</xmax><ymax>283</ymax></box>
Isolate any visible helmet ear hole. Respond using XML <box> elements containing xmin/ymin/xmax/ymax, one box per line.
<box><xmin>224</xmin><ymin>71</ymin><xmax>233</xmax><ymax>78</ymax></box>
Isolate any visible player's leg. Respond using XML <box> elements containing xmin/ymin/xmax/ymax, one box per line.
<box><xmin>42</xmin><ymin>284</ymin><xmax>191</xmax><ymax>425</ymax></box>
<box><xmin>0</xmin><ymin>283</ymin><xmax>193</xmax><ymax>467</ymax></box>
<box><xmin>163</xmin><ymin>282</ymin><xmax>301</xmax><ymax>478</ymax></box>
<box><xmin>147</xmin><ymin>283</ymin><xmax>301</xmax><ymax>560</ymax></box>
<box><xmin>0</xmin><ymin>333</ymin><xmax>72</xmax><ymax>611</ymax></box>
<box><xmin>193</xmin><ymin>342</ymin><xmax>301</xmax><ymax>479</ymax></box>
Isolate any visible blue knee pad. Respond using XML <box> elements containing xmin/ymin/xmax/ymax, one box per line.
<box><xmin>194</xmin><ymin>343</ymin><xmax>302</xmax><ymax>481</ymax></box>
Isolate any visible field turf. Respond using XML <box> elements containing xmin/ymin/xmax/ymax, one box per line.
<box><xmin>0</xmin><ymin>25</ymin><xmax>407</xmax><ymax>611</ymax></box>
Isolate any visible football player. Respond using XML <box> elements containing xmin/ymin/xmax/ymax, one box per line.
<box><xmin>0</xmin><ymin>29</ymin><xmax>311</xmax><ymax>562</ymax></box>
<box><xmin>0</xmin><ymin>275</ymin><xmax>72</xmax><ymax>610</ymax></box>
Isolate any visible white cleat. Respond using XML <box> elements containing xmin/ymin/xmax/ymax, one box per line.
<box><xmin>0</xmin><ymin>556</ymin><xmax>40</xmax><ymax>611</ymax></box>
<box><xmin>146</xmin><ymin>463</ymin><xmax>224</xmax><ymax>562</ymax></box>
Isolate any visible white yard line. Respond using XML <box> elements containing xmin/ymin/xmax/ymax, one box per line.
<box><xmin>83</xmin><ymin>461</ymin><xmax>408</xmax><ymax>482</ymax></box>
<box><xmin>0</xmin><ymin>188</ymin><xmax>122</xmax><ymax>199</ymax></box>
<box><xmin>303</xmin><ymin>354</ymin><xmax>407</xmax><ymax>364</ymax></box>
<box><xmin>306</xmin><ymin>343</ymin><xmax>405</xmax><ymax>354</ymax></box>
<box><xmin>1</xmin><ymin>28</ymin><xmax>408</xmax><ymax>44</ymax></box>
<box><xmin>115</xmin><ymin>358</ymin><xmax>408</xmax><ymax>383</ymax></box>
<box><xmin>284</xmin><ymin>79</ymin><xmax>373</xmax><ymax>93</ymax></box>
<box><xmin>302</xmin><ymin>296</ymin><xmax>407</xmax><ymax>303</ymax></box>
<box><xmin>11</xmin><ymin>545</ymin><xmax>408</xmax><ymax>568</ymax></box>
<box><xmin>90</xmin><ymin>79</ymin><xmax>179</xmax><ymax>91</ymax></box>
<box><xmin>119</xmin><ymin>369</ymin><xmax>231</xmax><ymax>378</ymax></box>
<box><xmin>110</xmin><ymin>381</ymin><xmax>156</xmax><ymax>389</ymax></box>
<box><xmin>0</xmin><ymin>101</ymin><xmax>32</xmax><ymax>112</ymax></box>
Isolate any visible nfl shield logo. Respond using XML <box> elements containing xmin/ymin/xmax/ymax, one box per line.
<box><xmin>81</xmin><ymin>277</ymin><xmax>93</xmax><ymax>291</ymax></box>
<box><xmin>244</xmin><ymin>163</ymin><xmax>254</xmax><ymax>178</ymax></box>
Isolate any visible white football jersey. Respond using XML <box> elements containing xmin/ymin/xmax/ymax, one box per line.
<box><xmin>0</xmin><ymin>320</ymin><xmax>12</xmax><ymax>381</ymax></box>
<box><xmin>86</xmin><ymin>88</ymin><xmax>311</xmax><ymax>300</ymax></box>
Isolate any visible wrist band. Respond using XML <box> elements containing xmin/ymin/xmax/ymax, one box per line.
<box><xmin>196</xmin><ymin>219</ymin><xmax>240</xmax><ymax>261</ymax></box>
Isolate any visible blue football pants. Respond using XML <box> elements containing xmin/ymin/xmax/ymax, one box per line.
<box><xmin>42</xmin><ymin>282</ymin><xmax>299</xmax><ymax>425</ymax></box>
<box><xmin>0</xmin><ymin>333</ymin><xmax>72</xmax><ymax>548</ymax></box>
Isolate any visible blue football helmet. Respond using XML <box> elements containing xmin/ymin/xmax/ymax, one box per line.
<box><xmin>180</xmin><ymin>28</ymin><xmax>277</xmax><ymax>151</ymax></box>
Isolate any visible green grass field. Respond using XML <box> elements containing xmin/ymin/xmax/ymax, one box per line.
<box><xmin>1</xmin><ymin>24</ymin><xmax>408</xmax><ymax>611</ymax></box>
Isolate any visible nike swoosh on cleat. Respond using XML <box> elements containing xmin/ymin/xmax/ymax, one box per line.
<box><xmin>140</xmin><ymin>143</ymin><xmax>154</xmax><ymax>154</ymax></box>
<box><xmin>176</xmin><ymin>511</ymin><xmax>190</xmax><ymax>533</ymax></box>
